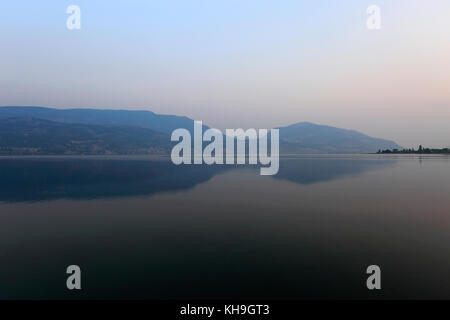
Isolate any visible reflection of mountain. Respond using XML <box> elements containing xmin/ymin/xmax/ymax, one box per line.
<box><xmin>0</xmin><ymin>158</ymin><xmax>227</xmax><ymax>202</ymax></box>
<box><xmin>273</xmin><ymin>157</ymin><xmax>396</xmax><ymax>185</ymax></box>
<box><xmin>0</xmin><ymin>157</ymin><xmax>397</xmax><ymax>202</ymax></box>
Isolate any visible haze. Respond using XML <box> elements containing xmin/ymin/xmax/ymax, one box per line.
<box><xmin>1</xmin><ymin>0</ymin><xmax>449</xmax><ymax>147</ymax></box>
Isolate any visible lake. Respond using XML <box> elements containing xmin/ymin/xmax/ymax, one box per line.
<box><xmin>1</xmin><ymin>155</ymin><xmax>449</xmax><ymax>299</ymax></box>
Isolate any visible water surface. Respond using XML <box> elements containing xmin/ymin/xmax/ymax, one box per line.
<box><xmin>1</xmin><ymin>155</ymin><xmax>449</xmax><ymax>299</ymax></box>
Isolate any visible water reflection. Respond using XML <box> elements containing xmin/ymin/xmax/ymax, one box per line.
<box><xmin>0</xmin><ymin>156</ymin><xmax>396</xmax><ymax>202</ymax></box>
<box><xmin>0</xmin><ymin>157</ymin><xmax>229</xmax><ymax>202</ymax></box>
<box><xmin>1</xmin><ymin>156</ymin><xmax>450</xmax><ymax>299</ymax></box>
<box><xmin>275</xmin><ymin>156</ymin><xmax>396</xmax><ymax>185</ymax></box>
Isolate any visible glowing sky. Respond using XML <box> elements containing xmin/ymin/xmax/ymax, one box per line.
<box><xmin>1</xmin><ymin>0</ymin><xmax>450</xmax><ymax>147</ymax></box>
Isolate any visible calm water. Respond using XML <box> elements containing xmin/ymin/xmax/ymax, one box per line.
<box><xmin>1</xmin><ymin>155</ymin><xmax>450</xmax><ymax>299</ymax></box>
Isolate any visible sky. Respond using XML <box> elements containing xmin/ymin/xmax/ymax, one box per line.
<box><xmin>1</xmin><ymin>0</ymin><xmax>450</xmax><ymax>148</ymax></box>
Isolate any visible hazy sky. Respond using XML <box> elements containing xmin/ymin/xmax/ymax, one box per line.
<box><xmin>1</xmin><ymin>0</ymin><xmax>450</xmax><ymax>147</ymax></box>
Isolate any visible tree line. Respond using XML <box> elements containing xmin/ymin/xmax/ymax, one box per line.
<box><xmin>377</xmin><ymin>145</ymin><xmax>450</xmax><ymax>154</ymax></box>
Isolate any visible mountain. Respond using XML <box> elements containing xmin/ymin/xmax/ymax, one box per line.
<box><xmin>0</xmin><ymin>107</ymin><xmax>402</xmax><ymax>155</ymax></box>
<box><xmin>0</xmin><ymin>117</ymin><xmax>170</xmax><ymax>155</ymax></box>
<box><xmin>278</xmin><ymin>122</ymin><xmax>401</xmax><ymax>154</ymax></box>
<box><xmin>0</xmin><ymin>106</ymin><xmax>200</xmax><ymax>134</ymax></box>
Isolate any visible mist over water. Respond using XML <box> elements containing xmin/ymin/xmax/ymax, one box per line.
<box><xmin>1</xmin><ymin>155</ymin><xmax>450</xmax><ymax>299</ymax></box>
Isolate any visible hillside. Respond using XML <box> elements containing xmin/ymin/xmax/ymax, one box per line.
<box><xmin>0</xmin><ymin>106</ymin><xmax>199</xmax><ymax>134</ymax></box>
<box><xmin>0</xmin><ymin>107</ymin><xmax>403</xmax><ymax>155</ymax></box>
<box><xmin>278</xmin><ymin>122</ymin><xmax>401</xmax><ymax>154</ymax></box>
<box><xmin>0</xmin><ymin>117</ymin><xmax>170</xmax><ymax>155</ymax></box>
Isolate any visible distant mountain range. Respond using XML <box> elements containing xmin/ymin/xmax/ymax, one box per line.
<box><xmin>0</xmin><ymin>117</ymin><xmax>170</xmax><ymax>155</ymax></box>
<box><xmin>278</xmin><ymin>122</ymin><xmax>400</xmax><ymax>154</ymax></box>
<box><xmin>0</xmin><ymin>106</ymin><xmax>401</xmax><ymax>155</ymax></box>
<box><xmin>0</xmin><ymin>106</ymin><xmax>197</xmax><ymax>134</ymax></box>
